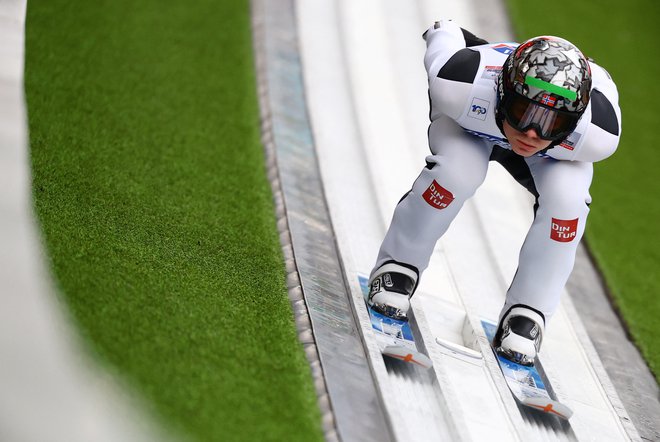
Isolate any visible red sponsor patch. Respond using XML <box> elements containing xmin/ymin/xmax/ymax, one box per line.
<box><xmin>423</xmin><ymin>180</ymin><xmax>454</xmax><ymax>210</ymax></box>
<box><xmin>550</xmin><ymin>218</ymin><xmax>578</xmax><ymax>242</ymax></box>
<box><xmin>559</xmin><ymin>141</ymin><xmax>575</xmax><ymax>151</ymax></box>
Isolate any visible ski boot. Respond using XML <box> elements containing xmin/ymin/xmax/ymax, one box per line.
<box><xmin>493</xmin><ymin>305</ymin><xmax>545</xmax><ymax>366</ymax></box>
<box><xmin>367</xmin><ymin>263</ymin><xmax>418</xmax><ymax>321</ymax></box>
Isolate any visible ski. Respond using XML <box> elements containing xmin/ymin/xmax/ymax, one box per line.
<box><xmin>358</xmin><ymin>275</ymin><xmax>432</xmax><ymax>368</ymax></box>
<box><xmin>481</xmin><ymin>319</ymin><xmax>573</xmax><ymax>420</ymax></box>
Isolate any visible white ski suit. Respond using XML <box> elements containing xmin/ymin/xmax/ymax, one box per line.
<box><xmin>373</xmin><ymin>21</ymin><xmax>622</xmax><ymax>321</ymax></box>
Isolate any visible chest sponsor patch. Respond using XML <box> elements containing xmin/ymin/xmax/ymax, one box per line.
<box><xmin>560</xmin><ymin>132</ymin><xmax>581</xmax><ymax>151</ymax></box>
<box><xmin>550</xmin><ymin>218</ymin><xmax>578</xmax><ymax>242</ymax></box>
<box><xmin>492</xmin><ymin>44</ymin><xmax>516</xmax><ymax>55</ymax></box>
<box><xmin>481</xmin><ymin>65</ymin><xmax>502</xmax><ymax>80</ymax></box>
<box><xmin>423</xmin><ymin>180</ymin><xmax>454</xmax><ymax>210</ymax></box>
<box><xmin>559</xmin><ymin>139</ymin><xmax>575</xmax><ymax>150</ymax></box>
<box><xmin>468</xmin><ymin>97</ymin><xmax>489</xmax><ymax>121</ymax></box>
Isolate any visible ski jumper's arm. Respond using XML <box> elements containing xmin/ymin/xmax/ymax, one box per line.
<box><xmin>534</xmin><ymin>63</ymin><xmax>622</xmax><ymax>162</ymax></box>
<box><xmin>573</xmin><ymin>63</ymin><xmax>621</xmax><ymax>162</ymax></box>
<box><xmin>423</xmin><ymin>20</ymin><xmax>477</xmax><ymax>122</ymax></box>
<box><xmin>423</xmin><ymin>20</ymin><xmax>467</xmax><ymax>77</ymax></box>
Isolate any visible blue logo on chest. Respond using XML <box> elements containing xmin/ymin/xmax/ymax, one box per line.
<box><xmin>462</xmin><ymin>127</ymin><xmax>509</xmax><ymax>146</ymax></box>
<box><xmin>491</xmin><ymin>44</ymin><xmax>516</xmax><ymax>55</ymax></box>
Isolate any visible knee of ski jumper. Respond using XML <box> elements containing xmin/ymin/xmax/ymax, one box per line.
<box><xmin>536</xmin><ymin>161</ymin><xmax>593</xmax><ymax>222</ymax></box>
<box><xmin>538</xmin><ymin>185</ymin><xmax>591</xmax><ymax>218</ymax></box>
<box><xmin>421</xmin><ymin>159</ymin><xmax>486</xmax><ymax>202</ymax></box>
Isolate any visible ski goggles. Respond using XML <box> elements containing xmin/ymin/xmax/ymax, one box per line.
<box><xmin>502</xmin><ymin>94</ymin><xmax>579</xmax><ymax>141</ymax></box>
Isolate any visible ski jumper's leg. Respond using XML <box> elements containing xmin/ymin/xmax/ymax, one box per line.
<box><xmin>373</xmin><ymin>116</ymin><xmax>491</xmax><ymax>279</ymax></box>
<box><xmin>501</xmin><ymin>156</ymin><xmax>593</xmax><ymax>321</ymax></box>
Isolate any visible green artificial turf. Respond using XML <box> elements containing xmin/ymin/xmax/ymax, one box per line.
<box><xmin>25</xmin><ymin>1</ymin><xmax>323</xmax><ymax>440</ymax></box>
<box><xmin>506</xmin><ymin>0</ymin><xmax>660</xmax><ymax>380</ymax></box>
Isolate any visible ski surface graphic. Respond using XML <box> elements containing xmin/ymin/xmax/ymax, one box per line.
<box><xmin>358</xmin><ymin>275</ymin><xmax>432</xmax><ymax>368</ymax></box>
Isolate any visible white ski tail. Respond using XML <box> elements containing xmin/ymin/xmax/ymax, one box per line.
<box><xmin>382</xmin><ymin>345</ymin><xmax>433</xmax><ymax>368</ymax></box>
<box><xmin>359</xmin><ymin>275</ymin><xmax>433</xmax><ymax>369</ymax></box>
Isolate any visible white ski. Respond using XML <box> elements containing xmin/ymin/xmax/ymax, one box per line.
<box><xmin>482</xmin><ymin>319</ymin><xmax>573</xmax><ymax>420</ymax></box>
<box><xmin>359</xmin><ymin>275</ymin><xmax>432</xmax><ymax>368</ymax></box>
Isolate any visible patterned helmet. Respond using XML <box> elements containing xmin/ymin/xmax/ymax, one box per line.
<box><xmin>496</xmin><ymin>36</ymin><xmax>592</xmax><ymax>140</ymax></box>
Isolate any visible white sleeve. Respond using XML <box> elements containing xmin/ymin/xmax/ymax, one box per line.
<box><xmin>545</xmin><ymin>63</ymin><xmax>622</xmax><ymax>162</ymax></box>
<box><xmin>572</xmin><ymin>64</ymin><xmax>621</xmax><ymax>162</ymax></box>
<box><xmin>423</xmin><ymin>20</ymin><xmax>467</xmax><ymax>80</ymax></box>
<box><xmin>424</xmin><ymin>20</ymin><xmax>474</xmax><ymax>121</ymax></box>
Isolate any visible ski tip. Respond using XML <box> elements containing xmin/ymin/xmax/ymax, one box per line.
<box><xmin>522</xmin><ymin>397</ymin><xmax>573</xmax><ymax>420</ymax></box>
<box><xmin>383</xmin><ymin>345</ymin><xmax>433</xmax><ymax>369</ymax></box>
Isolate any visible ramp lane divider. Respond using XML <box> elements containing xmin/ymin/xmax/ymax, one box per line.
<box><xmin>251</xmin><ymin>1</ymin><xmax>394</xmax><ymax>441</ymax></box>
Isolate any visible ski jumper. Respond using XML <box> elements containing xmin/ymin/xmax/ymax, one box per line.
<box><xmin>373</xmin><ymin>20</ymin><xmax>622</xmax><ymax>321</ymax></box>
